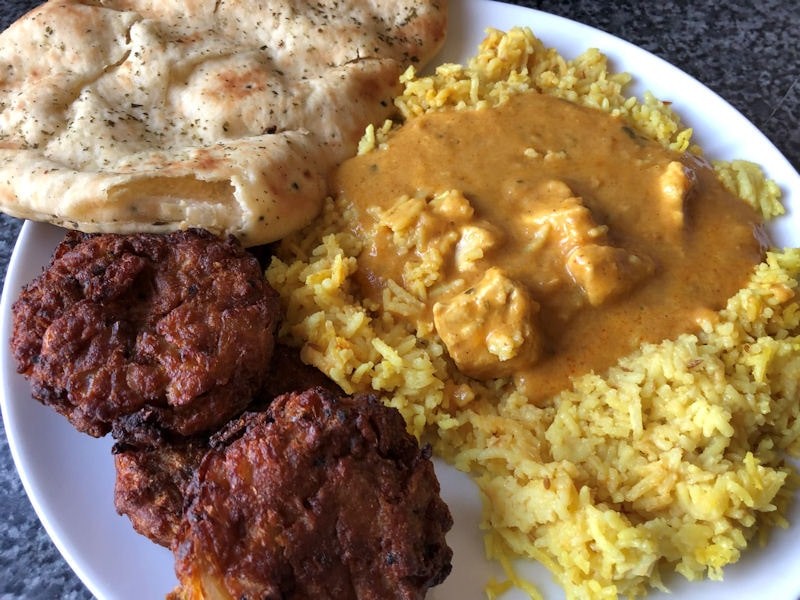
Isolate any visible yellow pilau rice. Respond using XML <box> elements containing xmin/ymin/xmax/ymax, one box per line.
<box><xmin>267</xmin><ymin>27</ymin><xmax>799</xmax><ymax>599</ymax></box>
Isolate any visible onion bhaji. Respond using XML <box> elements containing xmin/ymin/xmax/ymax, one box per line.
<box><xmin>171</xmin><ymin>387</ymin><xmax>453</xmax><ymax>600</ymax></box>
<box><xmin>113</xmin><ymin>344</ymin><xmax>342</xmax><ymax>548</ymax></box>
<box><xmin>11</xmin><ymin>228</ymin><xmax>280</xmax><ymax>438</ymax></box>
<box><xmin>11</xmin><ymin>229</ymin><xmax>454</xmax><ymax>597</ymax></box>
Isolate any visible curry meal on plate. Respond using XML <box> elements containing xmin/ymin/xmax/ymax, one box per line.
<box><xmin>3</xmin><ymin>1</ymin><xmax>800</xmax><ymax>599</ymax></box>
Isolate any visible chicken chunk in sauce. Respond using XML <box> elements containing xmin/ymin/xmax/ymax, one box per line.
<box><xmin>521</xmin><ymin>189</ymin><xmax>655</xmax><ymax>307</ymax></box>
<box><xmin>433</xmin><ymin>267</ymin><xmax>543</xmax><ymax>378</ymax></box>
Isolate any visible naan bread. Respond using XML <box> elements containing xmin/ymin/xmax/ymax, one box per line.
<box><xmin>0</xmin><ymin>0</ymin><xmax>447</xmax><ymax>245</ymax></box>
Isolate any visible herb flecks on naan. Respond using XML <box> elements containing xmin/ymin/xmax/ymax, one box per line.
<box><xmin>0</xmin><ymin>0</ymin><xmax>447</xmax><ymax>245</ymax></box>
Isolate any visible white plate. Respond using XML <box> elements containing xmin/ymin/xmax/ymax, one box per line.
<box><xmin>2</xmin><ymin>1</ymin><xmax>799</xmax><ymax>599</ymax></box>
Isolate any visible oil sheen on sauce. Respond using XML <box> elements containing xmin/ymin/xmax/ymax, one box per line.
<box><xmin>333</xmin><ymin>91</ymin><xmax>765</xmax><ymax>402</ymax></box>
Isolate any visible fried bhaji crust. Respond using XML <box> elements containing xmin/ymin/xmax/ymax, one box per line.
<box><xmin>171</xmin><ymin>387</ymin><xmax>453</xmax><ymax>600</ymax></box>
<box><xmin>113</xmin><ymin>344</ymin><xmax>342</xmax><ymax>548</ymax></box>
<box><xmin>11</xmin><ymin>228</ymin><xmax>279</xmax><ymax>437</ymax></box>
<box><xmin>114</xmin><ymin>434</ymin><xmax>209</xmax><ymax>548</ymax></box>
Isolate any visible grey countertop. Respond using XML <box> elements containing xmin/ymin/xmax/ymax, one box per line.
<box><xmin>1</xmin><ymin>1</ymin><xmax>798</xmax><ymax>598</ymax></box>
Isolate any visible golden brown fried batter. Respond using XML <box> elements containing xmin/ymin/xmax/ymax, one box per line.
<box><xmin>114</xmin><ymin>433</ymin><xmax>209</xmax><ymax>548</ymax></box>
<box><xmin>11</xmin><ymin>228</ymin><xmax>279</xmax><ymax>437</ymax></box>
<box><xmin>171</xmin><ymin>387</ymin><xmax>453</xmax><ymax>600</ymax></box>
<box><xmin>113</xmin><ymin>344</ymin><xmax>342</xmax><ymax>548</ymax></box>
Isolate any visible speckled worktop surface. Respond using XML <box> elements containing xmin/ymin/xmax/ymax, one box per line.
<box><xmin>0</xmin><ymin>1</ymin><xmax>798</xmax><ymax>598</ymax></box>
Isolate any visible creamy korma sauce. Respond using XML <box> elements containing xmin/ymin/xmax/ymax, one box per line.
<box><xmin>334</xmin><ymin>91</ymin><xmax>764</xmax><ymax>401</ymax></box>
